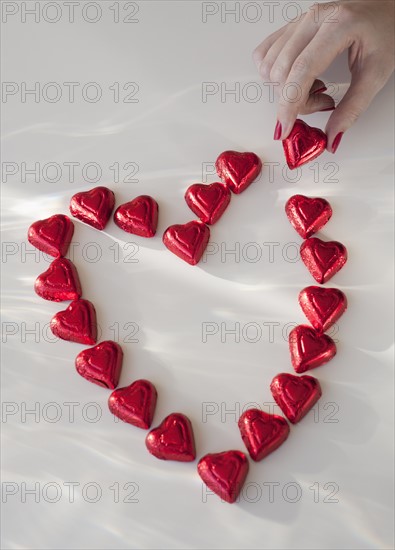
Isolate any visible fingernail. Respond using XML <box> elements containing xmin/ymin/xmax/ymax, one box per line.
<box><xmin>320</xmin><ymin>106</ymin><xmax>336</xmax><ymax>112</ymax></box>
<box><xmin>313</xmin><ymin>86</ymin><xmax>327</xmax><ymax>95</ymax></box>
<box><xmin>273</xmin><ymin>120</ymin><xmax>282</xmax><ymax>140</ymax></box>
<box><xmin>332</xmin><ymin>132</ymin><xmax>344</xmax><ymax>153</ymax></box>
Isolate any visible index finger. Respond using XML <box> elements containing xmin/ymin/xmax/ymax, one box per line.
<box><xmin>277</xmin><ymin>26</ymin><xmax>349</xmax><ymax>139</ymax></box>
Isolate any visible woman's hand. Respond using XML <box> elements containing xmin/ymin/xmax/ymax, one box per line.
<box><xmin>253</xmin><ymin>0</ymin><xmax>395</xmax><ymax>152</ymax></box>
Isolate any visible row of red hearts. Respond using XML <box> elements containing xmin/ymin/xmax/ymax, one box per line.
<box><xmin>28</xmin><ymin>150</ymin><xmax>263</xmax><ymax>266</ymax></box>
<box><xmin>27</xmin><ymin>151</ymin><xmax>348</xmax><ymax>503</ymax></box>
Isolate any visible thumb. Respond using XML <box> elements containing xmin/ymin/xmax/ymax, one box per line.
<box><xmin>325</xmin><ymin>61</ymin><xmax>388</xmax><ymax>153</ymax></box>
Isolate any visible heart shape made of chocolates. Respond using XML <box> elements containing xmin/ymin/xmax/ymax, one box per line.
<box><xmin>283</xmin><ymin>119</ymin><xmax>327</xmax><ymax>170</ymax></box>
<box><xmin>299</xmin><ymin>286</ymin><xmax>347</xmax><ymax>332</ymax></box>
<box><xmin>27</xmin><ymin>162</ymin><xmax>347</xmax><ymax>503</ymax></box>
<box><xmin>238</xmin><ymin>409</ymin><xmax>290</xmax><ymax>462</ymax></box>
<box><xmin>270</xmin><ymin>373</ymin><xmax>322</xmax><ymax>424</ymax></box>
<box><xmin>75</xmin><ymin>340</ymin><xmax>123</xmax><ymax>389</ymax></box>
<box><xmin>288</xmin><ymin>325</ymin><xmax>337</xmax><ymax>373</ymax></box>
<box><xmin>28</xmin><ymin>214</ymin><xmax>74</xmax><ymax>258</ymax></box>
<box><xmin>114</xmin><ymin>195</ymin><xmax>159</xmax><ymax>237</ymax></box>
<box><xmin>215</xmin><ymin>150</ymin><xmax>262</xmax><ymax>194</ymax></box>
<box><xmin>285</xmin><ymin>194</ymin><xmax>333</xmax><ymax>239</ymax></box>
<box><xmin>163</xmin><ymin>220</ymin><xmax>210</xmax><ymax>265</ymax></box>
<box><xmin>70</xmin><ymin>186</ymin><xmax>115</xmax><ymax>230</ymax></box>
<box><xmin>145</xmin><ymin>413</ymin><xmax>196</xmax><ymax>462</ymax></box>
<box><xmin>50</xmin><ymin>299</ymin><xmax>97</xmax><ymax>345</ymax></box>
<box><xmin>185</xmin><ymin>182</ymin><xmax>231</xmax><ymax>225</ymax></box>
<box><xmin>34</xmin><ymin>258</ymin><xmax>82</xmax><ymax>302</ymax></box>
<box><xmin>301</xmin><ymin>237</ymin><xmax>348</xmax><ymax>284</ymax></box>
<box><xmin>197</xmin><ymin>450</ymin><xmax>249</xmax><ymax>503</ymax></box>
<box><xmin>109</xmin><ymin>380</ymin><xmax>158</xmax><ymax>429</ymax></box>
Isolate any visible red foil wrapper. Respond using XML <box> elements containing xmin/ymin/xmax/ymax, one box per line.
<box><xmin>299</xmin><ymin>286</ymin><xmax>347</xmax><ymax>332</ymax></box>
<box><xmin>285</xmin><ymin>194</ymin><xmax>332</xmax><ymax>239</ymax></box>
<box><xmin>114</xmin><ymin>195</ymin><xmax>158</xmax><ymax>237</ymax></box>
<box><xmin>238</xmin><ymin>409</ymin><xmax>290</xmax><ymax>462</ymax></box>
<box><xmin>28</xmin><ymin>214</ymin><xmax>74</xmax><ymax>258</ymax></box>
<box><xmin>163</xmin><ymin>220</ymin><xmax>210</xmax><ymax>265</ymax></box>
<box><xmin>34</xmin><ymin>258</ymin><xmax>82</xmax><ymax>302</ymax></box>
<box><xmin>197</xmin><ymin>450</ymin><xmax>249</xmax><ymax>504</ymax></box>
<box><xmin>215</xmin><ymin>150</ymin><xmax>262</xmax><ymax>194</ymax></box>
<box><xmin>300</xmin><ymin>237</ymin><xmax>347</xmax><ymax>284</ymax></box>
<box><xmin>270</xmin><ymin>373</ymin><xmax>322</xmax><ymax>424</ymax></box>
<box><xmin>282</xmin><ymin>119</ymin><xmax>327</xmax><ymax>169</ymax></box>
<box><xmin>75</xmin><ymin>341</ymin><xmax>123</xmax><ymax>389</ymax></box>
<box><xmin>145</xmin><ymin>413</ymin><xmax>196</xmax><ymax>462</ymax></box>
<box><xmin>70</xmin><ymin>186</ymin><xmax>115</xmax><ymax>230</ymax></box>
<box><xmin>50</xmin><ymin>299</ymin><xmax>97</xmax><ymax>345</ymax></box>
<box><xmin>108</xmin><ymin>379</ymin><xmax>157</xmax><ymax>429</ymax></box>
<box><xmin>289</xmin><ymin>324</ymin><xmax>336</xmax><ymax>373</ymax></box>
<box><xmin>185</xmin><ymin>182</ymin><xmax>231</xmax><ymax>225</ymax></box>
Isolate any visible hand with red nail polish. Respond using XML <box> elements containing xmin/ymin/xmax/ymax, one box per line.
<box><xmin>273</xmin><ymin>121</ymin><xmax>282</xmax><ymax>140</ymax></box>
<box><xmin>332</xmin><ymin>132</ymin><xmax>343</xmax><ymax>154</ymax></box>
<box><xmin>253</xmin><ymin>1</ymin><xmax>395</xmax><ymax>151</ymax></box>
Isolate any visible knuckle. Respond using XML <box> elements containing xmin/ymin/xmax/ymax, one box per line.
<box><xmin>258</xmin><ymin>59</ymin><xmax>272</xmax><ymax>80</ymax></box>
<box><xmin>252</xmin><ymin>46</ymin><xmax>263</xmax><ymax>67</ymax></box>
<box><xmin>336</xmin><ymin>3</ymin><xmax>354</xmax><ymax>25</ymax></box>
<box><xmin>306</xmin><ymin>2</ymin><xmax>320</xmax><ymax>21</ymax></box>
<box><xmin>270</xmin><ymin>63</ymin><xmax>288</xmax><ymax>84</ymax></box>
<box><xmin>258</xmin><ymin>58</ymin><xmax>272</xmax><ymax>80</ymax></box>
<box><xmin>307</xmin><ymin>1</ymin><xmax>342</xmax><ymax>25</ymax></box>
<box><xmin>344</xmin><ymin>105</ymin><xmax>364</xmax><ymax>124</ymax></box>
<box><xmin>252</xmin><ymin>36</ymin><xmax>273</xmax><ymax>66</ymax></box>
<box><xmin>371</xmin><ymin>65</ymin><xmax>391</xmax><ymax>89</ymax></box>
<box><xmin>291</xmin><ymin>55</ymin><xmax>310</xmax><ymax>76</ymax></box>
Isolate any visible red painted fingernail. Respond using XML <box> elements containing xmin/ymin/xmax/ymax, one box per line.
<box><xmin>320</xmin><ymin>106</ymin><xmax>336</xmax><ymax>112</ymax></box>
<box><xmin>313</xmin><ymin>86</ymin><xmax>327</xmax><ymax>95</ymax></box>
<box><xmin>332</xmin><ymin>132</ymin><xmax>344</xmax><ymax>153</ymax></box>
<box><xmin>274</xmin><ymin>121</ymin><xmax>282</xmax><ymax>140</ymax></box>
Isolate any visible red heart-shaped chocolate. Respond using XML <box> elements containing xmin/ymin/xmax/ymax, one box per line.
<box><xmin>28</xmin><ymin>214</ymin><xmax>74</xmax><ymax>258</ymax></box>
<box><xmin>283</xmin><ymin>119</ymin><xmax>327</xmax><ymax>169</ymax></box>
<box><xmin>197</xmin><ymin>450</ymin><xmax>249</xmax><ymax>503</ymax></box>
<box><xmin>215</xmin><ymin>150</ymin><xmax>262</xmax><ymax>194</ymax></box>
<box><xmin>50</xmin><ymin>299</ymin><xmax>97</xmax><ymax>345</ymax></box>
<box><xmin>70</xmin><ymin>186</ymin><xmax>115</xmax><ymax>230</ymax></box>
<box><xmin>75</xmin><ymin>340</ymin><xmax>123</xmax><ymax>389</ymax></box>
<box><xmin>114</xmin><ymin>195</ymin><xmax>158</xmax><ymax>237</ymax></box>
<box><xmin>34</xmin><ymin>258</ymin><xmax>82</xmax><ymax>302</ymax></box>
<box><xmin>163</xmin><ymin>220</ymin><xmax>210</xmax><ymax>265</ymax></box>
<box><xmin>289</xmin><ymin>324</ymin><xmax>336</xmax><ymax>373</ymax></box>
<box><xmin>145</xmin><ymin>413</ymin><xmax>196</xmax><ymax>461</ymax></box>
<box><xmin>238</xmin><ymin>409</ymin><xmax>290</xmax><ymax>462</ymax></box>
<box><xmin>109</xmin><ymin>379</ymin><xmax>157</xmax><ymax>429</ymax></box>
<box><xmin>300</xmin><ymin>237</ymin><xmax>347</xmax><ymax>284</ymax></box>
<box><xmin>185</xmin><ymin>182</ymin><xmax>231</xmax><ymax>225</ymax></box>
<box><xmin>270</xmin><ymin>373</ymin><xmax>322</xmax><ymax>424</ymax></box>
<box><xmin>285</xmin><ymin>194</ymin><xmax>332</xmax><ymax>238</ymax></box>
<box><xmin>299</xmin><ymin>286</ymin><xmax>347</xmax><ymax>332</ymax></box>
